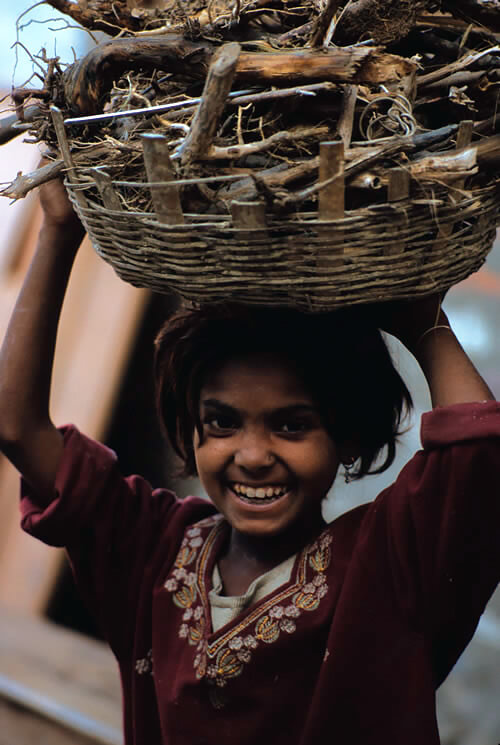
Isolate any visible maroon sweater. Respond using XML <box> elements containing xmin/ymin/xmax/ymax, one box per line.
<box><xmin>21</xmin><ymin>402</ymin><xmax>500</xmax><ymax>745</ymax></box>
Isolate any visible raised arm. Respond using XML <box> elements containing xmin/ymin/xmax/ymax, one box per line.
<box><xmin>0</xmin><ymin>175</ymin><xmax>85</xmax><ymax>501</ymax></box>
<box><xmin>383</xmin><ymin>296</ymin><xmax>494</xmax><ymax>407</ymax></box>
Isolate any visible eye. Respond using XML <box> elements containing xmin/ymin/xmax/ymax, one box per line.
<box><xmin>203</xmin><ymin>413</ymin><xmax>238</xmax><ymax>433</ymax></box>
<box><xmin>277</xmin><ymin>419</ymin><xmax>310</xmax><ymax>435</ymax></box>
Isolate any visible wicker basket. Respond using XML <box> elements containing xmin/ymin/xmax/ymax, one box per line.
<box><xmin>65</xmin><ymin>174</ymin><xmax>499</xmax><ymax>312</ymax></box>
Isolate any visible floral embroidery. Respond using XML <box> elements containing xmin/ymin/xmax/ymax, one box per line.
<box><xmin>135</xmin><ymin>648</ymin><xmax>153</xmax><ymax>675</ymax></box>
<box><xmin>164</xmin><ymin>519</ymin><xmax>333</xmax><ymax>701</ymax></box>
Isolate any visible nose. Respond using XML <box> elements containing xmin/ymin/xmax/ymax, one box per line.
<box><xmin>233</xmin><ymin>429</ymin><xmax>275</xmax><ymax>472</ymax></box>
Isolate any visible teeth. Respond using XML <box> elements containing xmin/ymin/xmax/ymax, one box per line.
<box><xmin>233</xmin><ymin>484</ymin><xmax>287</xmax><ymax>499</ymax></box>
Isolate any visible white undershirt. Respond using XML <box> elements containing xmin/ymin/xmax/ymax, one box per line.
<box><xmin>209</xmin><ymin>554</ymin><xmax>296</xmax><ymax>632</ymax></box>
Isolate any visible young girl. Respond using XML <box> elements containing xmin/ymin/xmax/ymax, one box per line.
<box><xmin>0</xmin><ymin>176</ymin><xmax>499</xmax><ymax>745</ymax></box>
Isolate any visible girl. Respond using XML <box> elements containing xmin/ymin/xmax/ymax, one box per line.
<box><xmin>0</xmin><ymin>176</ymin><xmax>499</xmax><ymax>745</ymax></box>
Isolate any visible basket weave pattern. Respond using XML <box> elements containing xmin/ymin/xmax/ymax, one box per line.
<box><xmin>67</xmin><ymin>179</ymin><xmax>499</xmax><ymax>311</ymax></box>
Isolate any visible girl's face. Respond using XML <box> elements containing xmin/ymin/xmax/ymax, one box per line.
<box><xmin>193</xmin><ymin>353</ymin><xmax>340</xmax><ymax>538</ymax></box>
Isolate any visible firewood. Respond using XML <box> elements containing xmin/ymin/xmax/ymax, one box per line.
<box><xmin>0</xmin><ymin>106</ymin><xmax>40</xmax><ymax>145</ymax></box>
<box><xmin>235</xmin><ymin>49</ymin><xmax>416</xmax><ymax>87</ymax></box>
<box><xmin>335</xmin><ymin>0</ymin><xmax>436</xmax><ymax>44</ymax></box>
<box><xmin>62</xmin><ymin>36</ymin><xmax>213</xmax><ymax>114</ymax></box>
<box><xmin>416</xmin><ymin>14</ymin><xmax>500</xmax><ymax>43</ymax></box>
<box><xmin>142</xmin><ymin>133</ymin><xmax>184</xmax><ymax>224</ymax></box>
<box><xmin>203</xmin><ymin>126</ymin><xmax>330</xmax><ymax>161</ymax></box>
<box><xmin>179</xmin><ymin>43</ymin><xmax>241</xmax><ymax>165</ymax></box>
<box><xmin>443</xmin><ymin>0</ymin><xmax>500</xmax><ymax>33</ymax></box>
<box><xmin>44</xmin><ymin>0</ymin><xmax>145</xmax><ymax>34</ymax></box>
<box><xmin>310</xmin><ymin>0</ymin><xmax>344</xmax><ymax>47</ymax></box>
<box><xmin>62</xmin><ymin>35</ymin><xmax>416</xmax><ymax>115</ymax></box>
<box><xmin>0</xmin><ymin>160</ymin><xmax>65</xmax><ymax>200</ymax></box>
<box><xmin>418</xmin><ymin>46</ymin><xmax>500</xmax><ymax>87</ymax></box>
<box><xmin>3</xmin><ymin>0</ymin><xmax>500</xmax><ymax>229</ymax></box>
<box><xmin>336</xmin><ymin>85</ymin><xmax>359</xmax><ymax>149</ymax></box>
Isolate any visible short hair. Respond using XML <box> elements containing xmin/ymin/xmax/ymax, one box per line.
<box><xmin>154</xmin><ymin>303</ymin><xmax>412</xmax><ymax>480</ymax></box>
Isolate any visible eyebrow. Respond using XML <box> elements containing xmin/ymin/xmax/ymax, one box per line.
<box><xmin>201</xmin><ymin>398</ymin><xmax>319</xmax><ymax>416</ymax></box>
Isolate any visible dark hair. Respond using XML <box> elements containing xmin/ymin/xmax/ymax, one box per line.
<box><xmin>154</xmin><ymin>303</ymin><xmax>412</xmax><ymax>480</ymax></box>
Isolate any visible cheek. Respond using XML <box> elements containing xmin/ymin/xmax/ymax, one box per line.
<box><xmin>193</xmin><ymin>435</ymin><xmax>228</xmax><ymax>480</ymax></box>
<box><xmin>304</xmin><ymin>439</ymin><xmax>339</xmax><ymax>484</ymax></box>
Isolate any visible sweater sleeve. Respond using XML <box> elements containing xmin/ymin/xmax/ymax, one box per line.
<box><xmin>20</xmin><ymin>425</ymin><xmax>210</xmax><ymax>651</ymax></box>
<box><xmin>376</xmin><ymin>401</ymin><xmax>500</xmax><ymax>685</ymax></box>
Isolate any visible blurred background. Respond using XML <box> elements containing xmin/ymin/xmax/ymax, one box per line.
<box><xmin>0</xmin><ymin>3</ymin><xmax>499</xmax><ymax>743</ymax></box>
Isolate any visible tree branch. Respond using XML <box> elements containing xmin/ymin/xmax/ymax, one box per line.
<box><xmin>443</xmin><ymin>0</ymin><xmax>500</xmax><ymax>33</ymax></box>
<box><xmin>43</xmin><ymin>0</ymin><xmax>144</xmax><ymax>34</ymax></box>
<box><xmin>335</xmin><ymin>0</ymin><xmax>437</xmax><ymax>44</ymax></box>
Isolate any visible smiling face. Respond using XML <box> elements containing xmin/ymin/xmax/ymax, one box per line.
<box><xmin>193</xmin><ymin>353</ymin><xmax>340</xmax><ymax>539</ymax></box>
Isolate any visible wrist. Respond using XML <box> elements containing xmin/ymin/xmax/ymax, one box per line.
<box><xmin>414</xmin><ymin>323</ymin><xmax>453</xmax><ymax>350</ymax></box>
<box><xmin>39</xmin><ymin>218</ymin><xmax>85</xmax><ymax>252</ymax></box>
<box><xmin>403</xmin><ymin>309</ymin><xmax>451</xmax><ymax>354</ymax></box>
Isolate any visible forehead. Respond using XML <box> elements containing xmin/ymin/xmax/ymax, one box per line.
<box><xmin>201</xmin><ymin>352</ymin><xmax>314</xmax><ymax>405</ymax></box>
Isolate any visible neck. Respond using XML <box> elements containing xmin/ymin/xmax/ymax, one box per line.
<box><xmin>223</xmin><ymin>511</ymin><xmax>326</xmax><ymax>573</ymax></box>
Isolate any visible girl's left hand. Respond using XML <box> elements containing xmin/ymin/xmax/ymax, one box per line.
<box><xmin>377</xmin><ymin>294</ymin><xmax>447</xmax><ymax>352</ymax></box>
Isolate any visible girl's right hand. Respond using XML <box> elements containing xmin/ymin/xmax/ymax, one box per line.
<box><xmin>38</xmin><ymin>161</ymin><xmax>85</xmax><ymax>237</ymax></box>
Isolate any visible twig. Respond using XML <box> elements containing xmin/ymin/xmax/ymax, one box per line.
<box><xmin>416</xmin><ymin>14</ymin><xmax>500</xmax><ymax>42</ymax></box>
<box><xmin>0</xmin><ymin>105</ymin><xmax>40</xmax><ymax>145</ymax></box>
<box><xmin>178</xmin><ymin>42</ymin><xmax>241</xmax><ymax>165</ymax></box>
<box><xmin>443</xmin><ymin>0</ymin><xmax>500</xmax><ymax>33</ymax></box>
<box><xmin>0</xmin><ymin>159</ymin><xmax>64</xmax><ymax>200</ymax></box>
<box><xmin>42</xmin><ymin>0</ymin><xmax>141</xmax><ymax>34</ymax></box>
<box><xmin>336</xmin><ymin>85</ymin><xmax>358</xmax><ymax>148</ymax></box>
<box><xmin>310</xmin><ymin>0</ymin><xmax>344</xmax><ymax>47</ymax></box>
<box><xmin>418</xmin><ymin>46</ymin><xmax>500</xmax><ymax>86</ymax></box>
<box><xmin>203</xmin><ymin>125</ymin><xmax>330</xmax><ymax>160</ymax></box>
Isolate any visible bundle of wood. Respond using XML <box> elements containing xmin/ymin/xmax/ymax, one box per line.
<box><xmin>2</xmin><ymin>0</ymin><xmax>500</xmax><ymax>307</ymax></box>
<box><xmin>2</xmin><ymin>0</ymin><xmax>500</xmax><ymax>204</ymax></box>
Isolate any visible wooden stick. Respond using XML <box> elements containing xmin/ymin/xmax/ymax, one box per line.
<box><xmin>354</xmin><ymin>147</ymin><xmax>477</xmax><ymax>187</ymax></box>
<box><xmin>0</xmin><ymin>105</ymin><xmax>40</xmax><ymax>146</ymax></box>
<box><xmin>310</xmin><ymin>0</ymin><xmax>344</xmax><ymax>47</ymax></box>
<box><xmin>318</xmin><ymin>140</ymin><xmax>345</xmax><ymax>221</ymax></box>
<box><xmin>336</xmin><ymin>85</ymin><xmax>359</xmax><ymax>149</ymax></box>
<box><xmin>388</xmin><ymin>168</ymin><xmax>410</xmax><ymax>202</ymax></box>
<box><xmin>456</xmin><ymin>119</ymin><xmax>474</xmax><ymax>150</ymax></box>
<box><xmin>92</xmin><ymin>169</ymin><xmax>123</xmax><ymax>211</ymax></box>
<box><xmin>387</xmin><ymin>168</ymin><xmax>410</xmax><ymax>255</ymax></box>
<box><xmin>317</xmin><ymin>141</ymin><xmax>344</xmax><ymax>265</ymax></box>
<box><xmin>204</xmin><ymin>125</ymin><xmax>329</xmax><ymax>161</ymax></box>
<box><xmin>443</xmin><ymin>0</ymin><xmax>500</xmax><ymax>33</ymax></box>
<box><xmin>277</xmin><ymin>20</ymin><xmax>315</xmax><ymax>46</ymax></box>
<box><xmin>227</xmin><ymin>125</ymin><xmax>463</xmax><ymax>205</ymax></box>
<box><xmin>335</xmin><ymin>0</ymin><xmax>435</xmax><ymax>44</ymax></box>
<box><xmin>63</xmin><ymin>36</ymin><xmax>414</xmax><ymax>114</ymax></box>
<box><xmin>50</xmin><ymin>105</ymin><xmax>87</xmax><ymax>209</ymax></box>
<box><xmin>474</xmin><ymin>133</ymin><xmax>500</xmax><ymax>165</ymax></box>
<box><xmin>349</xmin><ymin>172</ymin><xmax>384</xmax><ymax>190</ymax></box>
<box><xmin>434</xmin><ymin>120</ymin><xmax>475</xmax><ymax>246</ymax></box>
<box><xmin>416</xmin><ymin>13</ymin><xmax>500</xmax><ymax>41</ymax></box>
<box><xmin>0</xmin><ymin>160</ymin><xmax>64</xmax><ymax>201</ymax></box>
<box><xmin>231</xmin><ymin>200</ymin><xmax>267</xmax><ymax>234</ymax></box>
<box><xmin>422</xmin><ymin>69</ymin><xmax>491</xmax><ymax>91</ymax></box>
<box><xmin>44</xmin><ymin>0</ymin><xmax>144</xmax><ymax>34</ymax></box>
<box><xmin>179</xmin><ymin>42</ymin><xmax>241</xmax><ymax>166</ymax></box>
<box><xmin>236</xmin><ymin>49</ymin><xmax>415</xmax><ymax>87</ymax></box>
<box><xmin>62</xmin><ymin>35</ymin><xmax>213</xmax><ymax>114</ymax></box>
<box><xmin>230</xmin><ymin>82</ymin><xmax>336</xmax><ymax>106</ymax></box>
<box><xmin>418</xmin><ymin>46</ymin><xmax>500</xmax><ymax>87</ymax></box>
<box><xmin>141</xmin><ymin>133</ymin><xmax>184</xmax><ymax>224</ymax></box>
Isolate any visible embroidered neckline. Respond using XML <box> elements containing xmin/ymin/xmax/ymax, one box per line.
<box><xmin>163</xmin><ymin>516</ymin><xmax>332</xmax><ymax>699</ymax></box>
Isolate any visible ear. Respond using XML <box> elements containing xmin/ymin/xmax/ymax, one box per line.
<box><xmin>338</xmin><ymin>439</ymin><xmax>360</xmax><ymax>465</ymax></box>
